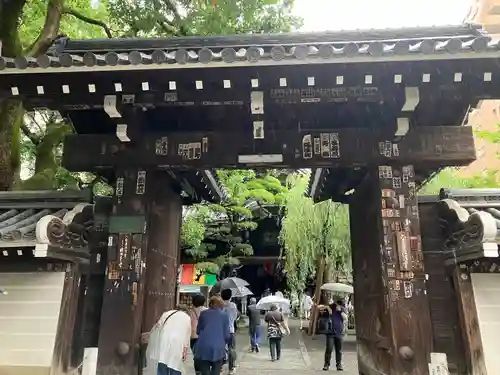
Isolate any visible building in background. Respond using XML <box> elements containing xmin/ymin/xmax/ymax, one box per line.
<box><xmin>462</xmin><ymin>0</ymin><xmax>500</xmax><ymax>178</ymax></box>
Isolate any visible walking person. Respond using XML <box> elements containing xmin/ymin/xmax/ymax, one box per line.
<box><xmin>264</xmin><ymin>304</ymin><xmax>290</xmax><ymax>362</ymax></box>
<box><xmin>194</xmin><ymin>296</ymin><xmax>231</xmax><ymax>375</ymax></box>
<box><xmin>302</xmin><ymin>292</ymin><xmax>313</xmax><ymax>320</ymax></box>
<box><xmin>221</xmin><ymin>288</ymin><xmax>239</xmax><ymax>374</ymax></box>
<box><xmin>318</xmin><ymin>299</ymin><xmax>348</xmax><ymax>371</ymax></box>
<box><xmin>246</xmin><ymin>297</ymin><xmax>261</xmax><ymax>352</ymax></box>
<box><xmin>143</xmin><ymin>305</ymin><xmax>192</xmax><ymax>375</ymax></box>
<box><xmin>189</xmin><ymin>294</ymin><xmax>207</xmax><ymax>375</ymax></box>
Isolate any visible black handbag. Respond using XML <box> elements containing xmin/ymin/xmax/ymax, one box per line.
<box><xmin>317</xmin><ymin>316</ymin><xmax>333</xmax><ymax>335</ymax></box>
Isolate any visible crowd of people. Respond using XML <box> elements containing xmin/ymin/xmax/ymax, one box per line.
<box><xmin>143</xmin><ymin>289</ymin><xmax>350</xmax><ymax>375</ymax></box>
<box><xmin>143</xmin><ymin>288</ymin><xmax>292</xmax><ymax>375</ymax></box>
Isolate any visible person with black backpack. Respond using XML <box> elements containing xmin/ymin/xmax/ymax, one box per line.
<box><xmin>317</xmin><ymin>299</ymin><xmax>348</xmax><ymax>371</ymax></box>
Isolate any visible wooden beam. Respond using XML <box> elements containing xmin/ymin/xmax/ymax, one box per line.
<box><xmin>452</xmin><ymin>265</ymin><xmax>487</xmax><ymax>375</ymax></box>
<box><xmin>62</xmin><ymin>126</ymin><xmax>475</xmax><ymax>171</ymax></box>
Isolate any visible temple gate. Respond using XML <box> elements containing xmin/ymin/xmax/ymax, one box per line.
<box><xmin>1</xmin><ymin>23</ymin><xmax>499</xmax><ymax>375</ymax></box>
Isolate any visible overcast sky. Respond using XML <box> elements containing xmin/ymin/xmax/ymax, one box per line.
<box><xmin>294</xmin><ymin>0</ymin><xmax>473</xmax><ymax>31</ymax></box>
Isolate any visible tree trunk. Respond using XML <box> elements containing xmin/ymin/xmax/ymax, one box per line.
<box><xmin>0</xmin><ymin>100</ymin><xmax>22</xmax><ymax>190</ymax></box>
<box><xmin>34</xmin><ymin>121</ymin><xmax>72</xmax><ymax>174</ymax></box>
<box><xmin>308</xmin><ymin>256</ymin><xmax>325</xmax><ymax>336</ymax></box>
<box><xmin>0</xmin><ymin>0</ymin><xmax>65</xmax><ymax>191</ymax></box>
<box><xmin>0</xmin><ymin>0</ymin><xmax>27</xmax><ymax>190</ymax></box>
<box><xmin>17</xmin><ymin>121</ymin><xmax>72</xmax><ymax>190</ymax></box>
<box><xmin>323</xmin><ymin>260</ymin><xmax>333</xmax><ymax>283</ymax></box>
<box><xmin>0</xmin><ymin>0</ymin><xmax>26</xmax><ymax>57</ymax></box>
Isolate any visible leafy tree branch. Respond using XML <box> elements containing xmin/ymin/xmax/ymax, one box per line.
<box><xmin>25</xmin><ymin>0</ymin><xmax>64</xmax><ymax>57</ymax></box>
<box><xmin>62</xmin><ymin>7</ymin><xmax>113</xmax><ymax>38</ymax></box>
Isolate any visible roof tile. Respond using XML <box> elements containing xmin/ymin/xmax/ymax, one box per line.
<box><xmin>0</xmin><ymin>25</ymin><xmax>495</xmax><ymax>72</ymax></box>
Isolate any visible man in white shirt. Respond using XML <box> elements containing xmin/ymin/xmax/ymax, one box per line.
<box><xmin>144</xmin><ymin>306</ymin><xmax>192</xmax><ymax>375</ymax></box>
<box><xmin>301</xmin><ymin>293</ymin><xmax>313</xmax><ymax>320</ymax></box>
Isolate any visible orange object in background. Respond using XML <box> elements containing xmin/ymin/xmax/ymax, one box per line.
<box><xmin>180</xmin><ymin>264</ymin><xmax>217</xmax><ymax>285</ymax></box>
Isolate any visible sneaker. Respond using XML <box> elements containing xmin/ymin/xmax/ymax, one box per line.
<box><xmin>229</xmin><ymin>369</ymin><xmax>236</xmax><ymax>375</ymax></box>
<box><xmin>255</xmin><ymin>346</ymin><xmax>260</xmax><ymax>353</ymax></box>
<box><xmin>322</xmin><ymin>365</ymin><xmax>329</xmax><ymax>371</ymax></box>
<box><xmin>336</xmin><ymin>365</ymin><xmax>343</xmax><ymax>371</ymax></box>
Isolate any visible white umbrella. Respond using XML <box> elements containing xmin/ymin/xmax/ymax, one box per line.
<box><xmin>256</xmin><ymin>295</ymin><xmax>290</xmax><ymax>311</ymax></box>
<box><xmin>231</xmin><ymin>286</ymin><xmax>253</xmax><ymax>297</ymax></box>
<box><xmin>218</xmin><ymin>277</ymin><xmax>249</xmax><ymax>289</ymax></box>
<box><xmin>320</xmin><ymin>282</ymin><xmax>354</xmax><ymax>294</ymax></box>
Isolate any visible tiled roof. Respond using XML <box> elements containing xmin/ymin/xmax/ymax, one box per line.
<box><xmin>0</xmin><ymin>208</ymin><xmax>68</xmax><ymax>243</ymax></box>
<box><xmin>0</xmin><ymin>24</ymin><xmax>495</xmax><ymax>73</ymax></box>
<box><xmin>437</xmin><ymin>188</ymin><xmax>500</xmax><ymax>262</ymax></box>
<box><xmin>0</xmin><ymin>190</ymin><xmax>91</xmax><ymax>250</ymax></box>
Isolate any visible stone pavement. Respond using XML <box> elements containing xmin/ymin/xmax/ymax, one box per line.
<box><xmin>185</xmin><ymin>318</ymin><xmax>359</xmax><ymax>375</ymax></box>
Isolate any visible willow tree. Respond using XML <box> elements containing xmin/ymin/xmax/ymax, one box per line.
<box><xmin>279</xmin><ymin>173</ymin><xmax>351</xmax><ymax>297</ymax></box>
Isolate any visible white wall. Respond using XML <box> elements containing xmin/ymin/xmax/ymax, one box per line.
<box><xmin>471</xmin><ymin>273</ymin><xmax>500</xmax><ymax>375</ymax></box>
<box><xmin>0</xmin><ymin>272</ymin><xmax>66</xmax><ymax>375</ymax></box>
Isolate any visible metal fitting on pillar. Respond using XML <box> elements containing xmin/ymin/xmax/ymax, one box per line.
<box><xmin>398</xmin><ymin>346</ymin><xmax>414</xmax><ymax>360</ymax></box>
<box><xmin>116</xmin><ymin>341</ymin><xmax>130</xmax><ymax>356</ymax></box>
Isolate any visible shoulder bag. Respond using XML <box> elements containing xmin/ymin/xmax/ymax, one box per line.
<box><xmin>271</xmin><ymin>314</ymin><xmax>288</xmax><ymax>336</ymax></box>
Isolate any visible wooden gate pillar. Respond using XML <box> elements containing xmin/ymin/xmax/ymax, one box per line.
<box><xmin>350</xmin><ymin>165</ymin><xmax>433</xmax><ymax>375</ymax></box>
<box><xmin>95</xmin><ymin>170</ymin><xmax>182</xmax><ymax>375</ymax></box>
<box><xmin>142</xmin><ymin>172</ymin><xmax>182</xmax><ymax>332</ymax></box>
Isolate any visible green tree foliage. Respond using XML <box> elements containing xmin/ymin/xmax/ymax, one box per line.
<box><xmin>19</xmin><ymin>0</ymin><xmax>110</xmax><ymax>49</ymax></box>
<box><xmin>182</xmin><ymin>170</ymin><xmax>287</xmax><ymax>273</ymax></box>
<box><xmin>279</xmin><ymin>172</ymin><xmax>351</xmax><ymax>295</ymax></box>
<box><xmin>20</xmin><ymin>111</ymin><xmax>114</xmax><ymax>194</ymax></box>
<box><xmin>0</xmin><ymin>0</ymin><xmax>112</xmax><ymax>190</ymax></box>
<box><xmin>1</xmin><ymin>0</ymin><xmax>302</xmax><ymax>191</ymax></box>
<box><xmin>418</xmin><ymin>168</ymin><xmax>498</xmax><ymax>196</ymax></box>
<box><xmin>476</xmin><ymin>123</ymin><xmax>500</xmax><ymax>146</ymax></box>
<box><xmin>106</xmin><ymin>0</ymin><xmax>302</xmax><ymax>37</ymax></box>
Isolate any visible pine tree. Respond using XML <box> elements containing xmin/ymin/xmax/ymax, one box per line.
<box><xmin>182</xmin><ymin>170</ymin><xmax>287</xmax><ymax>274</ymax></box>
